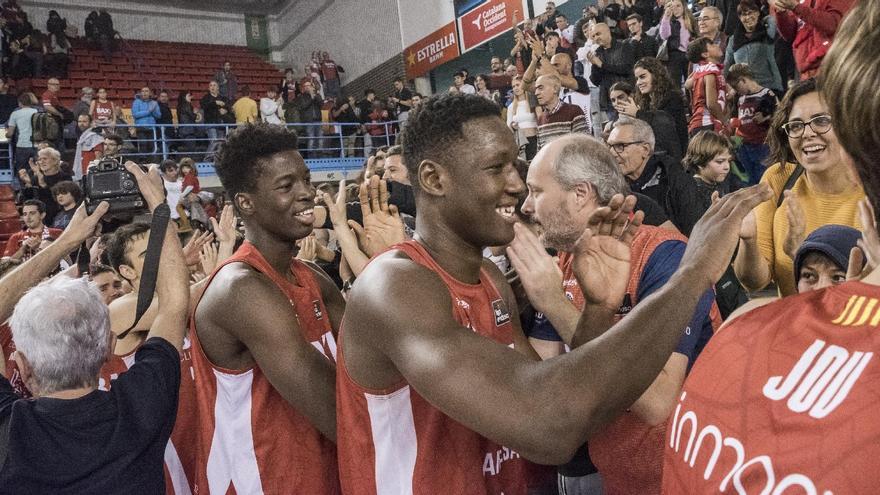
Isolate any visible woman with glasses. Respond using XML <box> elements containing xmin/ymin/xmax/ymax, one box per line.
<box><xmin>733</xmin><ymin>79</ymin><xmax>864</xmax><ymax>296</ymax></box>
<box><xmin>723</xmin><ymin>0</ymin><xmax>783</xmax><ymax>96</ymax></box>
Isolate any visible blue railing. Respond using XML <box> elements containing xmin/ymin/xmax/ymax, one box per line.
<box><xmin>1</xmin><ymin>120</ymin><xmax>402</xmax><ymax>184</ymax></box>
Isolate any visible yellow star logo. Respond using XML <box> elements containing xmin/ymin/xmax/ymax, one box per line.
<box><xmin>407</xmin><ymin>50</ymin><xmax>416</xmax><ymax>66</ymax></box>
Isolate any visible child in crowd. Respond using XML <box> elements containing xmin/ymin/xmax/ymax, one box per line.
<box><xmin>726</xmin><ymin>63</ymin><xmax>778</xmax><ymax>185</ymax></box>
<box><xmin>683</xmin><ymin>130</ymin><xmax>746</xmax><ymax>317</ymax></box>
<box><xmin>686</xmin><ymin>37</ymin><xmax>727</xmax><ymax>136</ymax></box>
<box><xmin>179</xmin><ymin>158</ymin><xmax>208</xmax><ymax>230</ymax></box>
<box><xmin>793</xmin><ymin>225</ymin><xmax>863</xmax><ymax>293</ymax></box>
<box><xmin>684</xmin><ymin>130</ymin><xmax>742</xmax><ymax>210</ymax></box>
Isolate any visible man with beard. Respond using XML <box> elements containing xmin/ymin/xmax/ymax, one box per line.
<box><xmin>336</xmin><ymin>93</ymin><xmax>769</xmax><ymax>493</ymax></box>
<box><xmin>511</xmin><ymin>134</ymin><xmax>719</xmax><ymax>493</ymax></box>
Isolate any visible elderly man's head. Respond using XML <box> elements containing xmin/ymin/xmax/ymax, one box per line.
<box><xmin>591</xmin><ymin>23</ymin><xmax>613</xmax><ymax>48</ymax></box>
<box><xmin>11</xmin><ymin>277</ymin><xmax>112</xmax><ymax>396</ymax></box>
<box><xmin>37</xmin><ymin>147</ymin><xmax>61</xmax><ymax>175</ymax></box>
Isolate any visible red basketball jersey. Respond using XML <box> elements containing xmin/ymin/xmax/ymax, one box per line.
<box><xmin>688</xmin><ymin>62</ymin><xmax>726</xmax><ymax>133</ymax></box>
<box><xmin>184</xmin><ymin>241</ymin><xmax>339</xmax><ymax>494</ymax></box>
<box><xmin>337</xmin><ymin>240</ymin><xmax>553</xmax><ymax>495</ymax></box>
<box><xmin>558</xmin><ymin>226</ymin><xmax>721</xmax><ymax>495</ymax></box>
<box><xmin>92</xmin><ymin>100</ymin><xmax>114</xmax><ymax>123</ymax></box>
<box><xmin>662</xmin><ymin>281</ymin><xmax>880</xmax><ymax>494</ymax></box>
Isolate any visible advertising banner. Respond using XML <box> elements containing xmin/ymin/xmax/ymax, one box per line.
<box><xmin>457</xmin><ymin>0</ymin><xmax>523</xmax><ymax>52</ymax></box>
<box><xmin>404</xmin><ymin>22</ymin><xmax>460</xmax><ymax>79</ymax></box>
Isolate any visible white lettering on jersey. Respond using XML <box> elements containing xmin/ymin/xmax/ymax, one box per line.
<box><xmin>668</xmin><ymin>392</ymin><xmax>831</xmax><ymax>494</ymax></box>
<box><xmin>762</xmin><ymin>339</ymin><xmax>872</xmax><ymax>419</ymax></box>
<box><xmin>309</xmin><ymin>330</ymin><xmax>338</xmax><ymax>361</ymax></box>
<box><xmin>482</xmin><ymin>446</ymin><xmax>521</xmax><ymax>476</ymax></box>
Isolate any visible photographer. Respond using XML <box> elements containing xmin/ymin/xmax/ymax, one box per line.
<box><xmin>0</xmin><ymin>163</ymin><xmax>189</xmax><ymax>492</ymax></box>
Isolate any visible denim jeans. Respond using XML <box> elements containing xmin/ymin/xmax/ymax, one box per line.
<box><xmin>737</xmin><ymin>141</ymin><xmax>770</xmax><ymax>185</ymax></box>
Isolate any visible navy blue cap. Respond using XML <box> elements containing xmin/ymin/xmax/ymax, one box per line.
<box><xmin>794</xmin><ymin>225</ymin><xmax>864</xmax><ymax>282</ymax></box>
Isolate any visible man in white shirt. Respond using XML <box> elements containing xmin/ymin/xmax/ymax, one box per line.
<box><xmin>453</xmin><ymin>71</ymin><xmax>476</xmax><ymax>94</ymax></box>
<box><xmin>259</xmin><ymin>88</ymin><xmax>284</xmax><ymax>125</ymax></box>
<box><xmin>160</xmin><ymin>160</ymin><xmax>187</xmax><ymax>222</ymax></box>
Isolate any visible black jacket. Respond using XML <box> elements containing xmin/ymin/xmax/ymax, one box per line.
<box><xmin>635</xmin><ymin>108</ymin><xmax>683</xmax><ymax>162</ymax></box>
<box><xmin>627</xmin><ymin>152</ymin><xmax>703</xmax><ymax>236</ymax></box>
<box><xmin>589</xmin><ymin>39</ymin><xmax>637</xmax><ymax>111</ymax></box>
<box><xmin>293</xmin><ymin>93</ymin><xmax>321</xmax><ymax>122</ymax></box>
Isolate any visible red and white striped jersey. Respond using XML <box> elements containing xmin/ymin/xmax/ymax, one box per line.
<box><xmin>337</xmin><ymin>240</ymin><xmax>554</xmax><ymax>495</ymax></box>
<box><xmin>184</xmin><ymin>241</ymin><xmax>340</xmax><ymax>494</ymax></box>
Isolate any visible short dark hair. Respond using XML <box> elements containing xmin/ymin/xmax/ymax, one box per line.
<box><xmin>89</xmin><ymin>263</ymin><xmax>115</xmax><ymax>278</ymax></box>
<box><xmin>545</xmin><ymin>31</ymin><xmax>561</xmax><ymax>40</ymax></box>
<box><xmin>50</xmin><ymin>180</ymin><xmax>83</xmax><ymax>203</ymax></box>
<box><xmin>454</xmin><ymin>71</ymin><xmax>466</xmax><ymax>78</ymax></box>
<box><xmin>386</xmin><ymin>145</ymin><xmax>403</xmax><ymax>157</ymax></box>
<box><xmin>80</xmin><ymin>113</ymin><xmax>93</xmax><ymax>122</ymax></box>
<box><xmin>626</xmin><ymin>13</ymin><xmax>643</xmax><ymax>23</ymax></box>
<box><xmin>364</xmin><ymin>88</ymin><xmax>375</xmax><ymax>96</ymax></box>
<box><xmin>105</xmin><ymin>222</ymin><xmax>151</xmax><ymax>273</ymax></box>
<box><xmin>687</xmin><ymin>37</ymin><xmax>712</xmax><ymax>64</ymax></box>
<box><xmin>22</xmin><ymin>199</ymin><xmax>46</xmax><ymax>214</ymax></box>
<box><xmin>737</xmin><ymin>0</ymin><xmax>761</xmax><ymax>15</ymax></box>
<box><xmin>240</xmin><ymin>84</ymin><xmax>251</xmax><ymax>95</ymax></box>
<box><xmin>413</xmin><ymin>92</ymin><xmax>423</xmax><ymax>98</ymax></box>
<box><xmin>400</xmin><ymin>93</ymin><xmax>501</xmax><ymax>188</ymax></box>
<box><xmin>214</xmin><ymin>123</ymin><xmax>300</xmax><ymax>196</ymax></box>
<box><xmin>160</xmin><ymin>159</ymin><xmax>178</xmax><ymax>172</ymax></box>
<box><xmin>104</xmin><ymin>133</ymin><xmax>124</xmax><ymax>146</ymax></box>
<box><xmin>555</xmin><ymin>13</ymin><xmax>567</xmax><ymax>20</ymax></box>
<box><xmin>394</xmin><ymin>77</ymin><xmax>405</xmax><ymax>84</ymax></box>
<box><xmin>610</xmin><ymin>81</ymin><xmax>636</xmax><ymax>96</ymax></box>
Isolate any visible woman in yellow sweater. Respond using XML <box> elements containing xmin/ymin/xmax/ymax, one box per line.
<box><xmin>734</xmin><ymin>79</ymin><xmax>864</xmax><ymax>296</ymax></box>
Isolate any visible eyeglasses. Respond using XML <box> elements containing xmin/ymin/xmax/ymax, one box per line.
<box><xmin>608</xmin><ymin>141</ymin><xmax>644</xmax><ymax>154</ymax></box>
<box><xmin>781</xmin><ymin>114</ymin><xmax>833</xmax><ymax>138</ymax></box>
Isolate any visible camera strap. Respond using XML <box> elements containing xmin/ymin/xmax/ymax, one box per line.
<box><xmin>118</xmin><ymin>204</ymin><xmax>171</xmax><ymax>340</ymax></box>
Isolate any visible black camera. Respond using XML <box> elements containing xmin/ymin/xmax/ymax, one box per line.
<box><xmin>83</xmin><ymin>156</ymin><xmax>147</xmax><ymax>215</ymax></box>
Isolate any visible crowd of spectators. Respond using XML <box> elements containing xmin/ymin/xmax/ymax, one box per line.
<box><xmin>0</xmin><ymin>0</ymin><xmax>876</xmax><ymax>494</ymax></box>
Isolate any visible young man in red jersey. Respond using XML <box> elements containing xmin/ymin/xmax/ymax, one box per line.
<box><xmin>190</xmin><ymin>123</ymin><xmax>343</xmax><ymax>493</ymax></box>
<box><xmin>337</xmin><ymin>93</ymin><xmax>769</xmax><ymax>494</ymax></box>
<box><xmin>662</xmin><ymin>3</ymin><xmax>880</xmax><ymax>492</ymax></box>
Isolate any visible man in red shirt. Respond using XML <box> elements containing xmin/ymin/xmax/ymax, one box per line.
<box><xmin>40</xmin><ymin>78</ymin><xmax>65</xmax><ymax>149</ymax></box>
<box><xmin>320</xmin><ymin>51</ymin><xmax>343</xmax><ymax>99</ymax></box>
<box><xmin>662</xmin><ymin>3</ymin><xmax>880</xmax><ymax>493</ymax></box>
<box><xmin>3</xmin><ymin>200</ymin><xmax>62</xmax><ymax>260</ymax></box>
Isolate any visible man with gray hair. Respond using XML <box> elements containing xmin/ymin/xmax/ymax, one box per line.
<box><xmin>509</xmin><ymin>133</ymin><xmax>719</xmax><ymax>494</ymax></box>
<box><xmin>0</xmin><ymin>163</ymin><xmax>190</xmax><ymax>493</ymax></box>
<box><xmin>608</xmin><ymin>116</ymin><xmax>702</xmax><ymax>235</ymax></box>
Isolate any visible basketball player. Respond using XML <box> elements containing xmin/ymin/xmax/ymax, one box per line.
<box><xmin>662</xmin><ymin>3</ymin><xmax>880</xmax><ymax>492</ymax></box>
<box><xmin>337</xmin><ymin>93</ymin><xmax>770</xmax><ymax>494</ymax></box>
<box><xmin>190</xmin><ymin>123</ymin><xmax>341</xmax><ymax>493</ymax></box>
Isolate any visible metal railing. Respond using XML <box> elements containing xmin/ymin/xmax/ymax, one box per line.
<box><xmin>0</xmin><ymin>120</ymin><xmax>403</xmax><ymax>184</ymax></box>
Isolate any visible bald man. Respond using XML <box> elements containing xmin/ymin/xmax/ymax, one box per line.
<box><xmin>586</xmin><ymin>23</ymin><xmax>637</xmax><ymax>115</ymax></box>
<box><xmin>534</xmin><ymin>74</ymin><xmax>589</xmax><ymax>150</ymax></box>
<box><xmin>550</xmin><ymin>53</ymin><xmax>592</xmax><ymax>133</ymax></box>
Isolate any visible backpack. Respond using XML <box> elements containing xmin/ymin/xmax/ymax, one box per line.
<box><xmin>31</xmin><ymin>112</ymin><xmax>60</xmax><ymax>143</ymax></box>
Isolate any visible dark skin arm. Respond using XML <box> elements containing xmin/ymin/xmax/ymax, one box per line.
<box><xmin>343</xmin><ymin>185</ymin><xmax>770</xmax><ymax>465</ymax></box>
<box><xmin>481</xmin><ymin>257</ymin><xmax>541</xmax><ymax>361</ymax></box>
<box><xmin>195</xmin><ymin>263</ymin><xmax>337</xmax><ymax>441</ymax></box>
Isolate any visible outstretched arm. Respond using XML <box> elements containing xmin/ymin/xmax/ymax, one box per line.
<box><xmin>346</xmin><ymin>185</ymin><xmax>770</xmax><ymax>464</ymax></box>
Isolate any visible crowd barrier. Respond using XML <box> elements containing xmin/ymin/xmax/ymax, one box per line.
<box><xmin>0</xmin><ymin>120</ymin><xmax>403</xmax><ymax>184</ymax></box>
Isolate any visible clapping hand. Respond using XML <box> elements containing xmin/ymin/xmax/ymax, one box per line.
<box><xmin>847</xmin><ymin>199</ymin><xmax>880</xmax><ymax>280</ymax></box>
<box><xmin>296</xmin><ymin>235</ymin><xmax>317</xmax><ymax>262</ymax></box>
<box><xmin>683</xmin><ymin>184</ymin><xmax>772</xmax><ymax>289</ymax></box>
<box><xmin>782</xmin><ymin>190</ymin><xmax>805</xmax><ymax>259</ymax></box>
<box><xmin>570</xmin><ymin>194</ymin><xmax>644</xmax><ymax>310</ymax></box>
<box><xmin>182</xmin><ymin>230</ymin><xmax>214</xmax><ymax>267</ymax></box>
<box><xmin>349</xmin><ymin>175</ymin><xmax>405</xmax><ymax>257</ymax></box>
<box><xmin>210</xmin><ymin>204</ymin><xmax>237</xmax><ymax>245</ymax></box>
<box><xmin>507</xmin><ymin>224</ymin><xmax>565</xmax><ymax>315</ymax></box>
